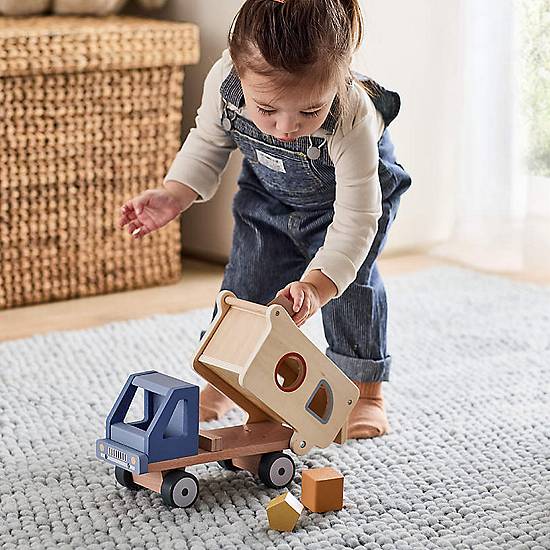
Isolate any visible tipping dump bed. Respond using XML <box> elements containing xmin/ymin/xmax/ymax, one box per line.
<box><xmin>192</xmin><ymin>292</ymin><xmax>360</xmax><ymax>455</ymax></box>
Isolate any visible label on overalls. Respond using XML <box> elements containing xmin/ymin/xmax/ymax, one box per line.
<box><xmin>256</xmin><ymin>150</ymin><xmax>286</xmax><ymax>173</ymax></box>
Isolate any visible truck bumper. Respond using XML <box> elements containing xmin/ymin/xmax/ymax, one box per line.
<box><xmin>96</xmin><ymin>438</ymin><xmax>149</xmax><ymax>475</ymax></box>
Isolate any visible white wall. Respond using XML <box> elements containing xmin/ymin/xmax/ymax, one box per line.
<box><xmin>355</xmin><ymin>0</ymin><xmax>464</xmax><ymax>253</ymax></box>
<box><xmin>127</xmin><ymin>0</ymin><xmax>244</xmax><ymax>262</ymax></box>
<box><xmin>131</xmin><ymin>0</ymin><xmax>465</xmax><ymax>260</ymax></box>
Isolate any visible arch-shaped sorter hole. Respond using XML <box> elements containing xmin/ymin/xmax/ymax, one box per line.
<box><xmin>305</xmin><ymin>380</ymin><xmax>334</xmax><ymax>424</ymax></box>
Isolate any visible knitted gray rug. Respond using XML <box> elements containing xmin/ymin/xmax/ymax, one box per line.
<box><xmin>1</xmin><ymin>267</ymin><xmax>549</xmax><ymax>550</ymax></box>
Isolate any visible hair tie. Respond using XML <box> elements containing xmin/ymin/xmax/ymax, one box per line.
<box><xmin>273</xmin><ymin>0</ymin><xmax>285</xmax><ymax>3</ymax></box>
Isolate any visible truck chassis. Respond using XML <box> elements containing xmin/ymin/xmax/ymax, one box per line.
<box><xmin>99</xmin><ymin>420</ymin><xmax>296</xmax><ymax>507</ymax></box>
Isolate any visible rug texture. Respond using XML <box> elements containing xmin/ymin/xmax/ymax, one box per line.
<box><xmin>0</xmin><ymin>267</ymin><xmax>549</xmax><ymax>550</ymax></box>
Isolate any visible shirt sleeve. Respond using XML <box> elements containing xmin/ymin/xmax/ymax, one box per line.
<box><xmin>164</xmin><ymin>54</ymin><xmax>237</xmax><ymax>203</ymax></box>
<box><xmin>301</xmin><ymin>110</ymin><xmax>383</xmax><ymax>297</ymax></box>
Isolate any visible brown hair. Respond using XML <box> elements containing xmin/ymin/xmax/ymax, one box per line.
<box><xmin>228</xmin><ymin>0</ymin><xmax>364</xmax><ymax>113</ymax></box>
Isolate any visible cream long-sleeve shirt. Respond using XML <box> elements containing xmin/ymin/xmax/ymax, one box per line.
<box><xmin>165</xmin><ymin>50</ymin><xmax>385</xmax><ymax>297</ymax></box>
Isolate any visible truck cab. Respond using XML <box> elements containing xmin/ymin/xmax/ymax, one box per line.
<box><xmin>96</xmin><ymin>371</ymin><xmax>199</xmax><ymax>475</ymax></box>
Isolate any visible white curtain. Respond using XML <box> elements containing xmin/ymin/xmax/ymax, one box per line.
<box><xmin>431</xmin><ymin>0</ymin><xmax>550</xmax><ymax>277</ymax></box>
<box><xmin>355</xmin><ymin>0</ymin><xmax>550</xmax><ymax>275</ymax></box>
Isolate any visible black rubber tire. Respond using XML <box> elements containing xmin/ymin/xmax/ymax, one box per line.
<box><xmin>114</xmin><ymin>466</ymin><xmax>140</xmax><ymax>490</ymax></box>
<box><xmin>217</xmin><ymin>459</ymin><xmax>239</xmax><ymax>471</ymax></box>
<box><xmin>258</xmin><ymin>452</ymin><xmax>296</xmax><ymax>489</ymax></box>
<box><xmin>161</xmin><ymin>470</ymin><xmax>200</xmax><ymax>508</ymax></box>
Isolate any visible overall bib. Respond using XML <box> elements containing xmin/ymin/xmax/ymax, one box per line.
<box><xmin>211</xmin><ymin>69</ymin><xmax>411</xmax><ymax>383</ymax></box>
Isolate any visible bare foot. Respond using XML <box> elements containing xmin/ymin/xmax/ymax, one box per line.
<box><xmin>347</xmin><ymin>382</ymin><xmax>390</xmax><ymax>439</ymax></box>
<box><xmin>199</xmin><ymin>383</ymin><xmax>237</xmax><ymax>422</ymax></box>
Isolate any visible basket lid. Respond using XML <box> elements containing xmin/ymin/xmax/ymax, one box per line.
<box><xmin>0</xmin><ymin>16</ymin><xmax>199</xmax><ymax>78</ymax></box>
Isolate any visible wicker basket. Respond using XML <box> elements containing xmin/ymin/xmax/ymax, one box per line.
<box><xmin>0</xmin><ymin>16</ymin><xmax>199</xmax><ymax>309</ymax></box>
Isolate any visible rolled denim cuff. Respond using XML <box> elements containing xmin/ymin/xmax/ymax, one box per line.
<box><xmin>326</xmin><ymin>348</ymin><xmax>391</xmax><ymax>383</ymax></box>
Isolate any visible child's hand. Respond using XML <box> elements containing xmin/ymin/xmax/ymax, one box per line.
<box><xmin>275</xmin><ymin>281</ymin><xmax>322</xmax><ymax>327</ymax></box>
<box><xmin>119</xmin><ymin>189</ymin><xmax>184</xmax><ymax>238</ymax></box>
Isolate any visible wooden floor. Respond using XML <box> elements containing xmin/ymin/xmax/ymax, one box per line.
<box><xmin>0</xmin><ymin>253</ymin><xmax>546</xmax><ymax>342</ymax></box>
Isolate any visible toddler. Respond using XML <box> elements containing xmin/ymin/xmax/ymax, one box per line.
<box><xmin>119</xmin><ymin>0</ymin><xmax>411</xmax><ymax>439</ymax></box>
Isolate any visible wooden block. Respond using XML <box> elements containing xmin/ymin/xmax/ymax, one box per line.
<box><xmin>266</xmin><ymin>491</ymin><xmax>304</xmax><ymax>531</ymax></box>
<box><xmin>198</xmin><ymin>430</ymin><xmax>223</xmax><ymax>452</ymax></box>
<box><xmin>301</xmin><ymin>467</ymin><xmax>344</xmax><ymax>513</ymax></box>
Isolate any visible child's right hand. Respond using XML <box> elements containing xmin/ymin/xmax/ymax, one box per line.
<box><xmin>119</xmin><ymin>189</ymin><xmax>184</xmax><ymax>238</ymax></box>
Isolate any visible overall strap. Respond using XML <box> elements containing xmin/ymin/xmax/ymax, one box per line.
<box><xmin>351</xmin><ymin>71</ymin><xmax>401</xmax><ymax>128</ymax></box>
<box><xmin>220</xmin><ymin>68</ymin><xmax>245</xmax><ymax>108</ymax></box>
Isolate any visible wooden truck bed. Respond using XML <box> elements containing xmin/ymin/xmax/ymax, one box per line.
<box><xmin>132</xmin><ymin>422</ymin><xmax>293</xmax><ymax>492</ymax></box>
<box><xmin>135</xmin><ymin>421</ymin><xmax>292</xmax><ymax>477</ymax></box>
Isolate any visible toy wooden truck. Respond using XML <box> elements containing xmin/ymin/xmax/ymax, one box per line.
<box><xmin>96</xmin><ymin>291</ymin><xmax>360</xmax><ymax>507</ymax></box>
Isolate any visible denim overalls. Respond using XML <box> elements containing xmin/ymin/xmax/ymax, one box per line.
<box><xmin>211</xmin><ymin>69</ymin><xmax>411</xmax><ymax>384</ymax></box>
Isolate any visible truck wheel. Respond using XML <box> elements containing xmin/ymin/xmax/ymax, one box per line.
<box><xmin>258</xmin><ymin>452</ymin><xmax>295</xmax><ymax>489</ymax></box>
<box><xmin>217</xmin><ymin>459</ymin><xmax>239</xmax><ymax>471</ymax></box>
<box><xmin>161</xmin><ymin>470</ymin><xmax>199</xmax><ymax>508</ymax></box>
<box><xmin>114</xmin><ymin>467</ymin><xmax>140</xmax><ymax>490</ymax></box>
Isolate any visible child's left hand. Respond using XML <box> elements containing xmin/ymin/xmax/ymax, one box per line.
<box><xmin>275</xmin><ymin>281</ymin><xmax>322</xmax><ymax>327</ymax></box>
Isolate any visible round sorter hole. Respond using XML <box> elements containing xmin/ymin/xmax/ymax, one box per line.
<box><xmin>274</xmin><ymin>353</ymin><xmax>307</xmax><ymax>392</ymax></box>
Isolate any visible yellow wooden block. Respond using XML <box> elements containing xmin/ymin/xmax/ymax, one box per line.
<box><xmin>266</xmin><ymin>491</ymin><xmax>304</xmax><ymax>531</ymax></box>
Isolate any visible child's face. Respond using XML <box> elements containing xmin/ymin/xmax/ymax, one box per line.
<box><xmin>241</xmin><ymin>70</ymin><xmax>336</xmax><ymax>142</ymax></box>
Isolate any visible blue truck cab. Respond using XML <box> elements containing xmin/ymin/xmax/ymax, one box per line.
<box><xmin>96</xmin><ymin>371</ymin><xmax>200</xmax><ymax>475</ymax></box>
